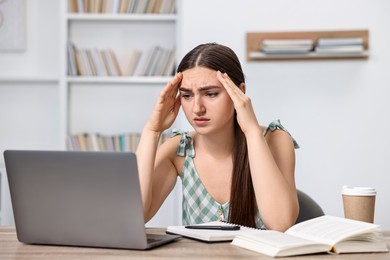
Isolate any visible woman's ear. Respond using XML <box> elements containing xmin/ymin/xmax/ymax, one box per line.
<box><xmin>239</xmin><ymin>83</ymin><xmax>246</xmax><ymax>93</ymax></box>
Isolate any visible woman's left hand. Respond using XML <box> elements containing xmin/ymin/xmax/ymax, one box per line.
<box><xmin>217</xmin><ymin>71</ymin><xmax>261</xmax><ymax>135</ymax></box>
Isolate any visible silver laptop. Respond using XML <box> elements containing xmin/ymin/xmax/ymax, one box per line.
<box><xmin>4</xmin><ymin>150</ymin><xmax>180</xmax><ymax>250</ymax></box>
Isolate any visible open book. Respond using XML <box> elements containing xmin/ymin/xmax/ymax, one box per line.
<box><xmin>166</xmin><ymin>221</ymin><xmax>259</xmax><ymax>242</ymax></box>
<box><xmin>231</xmin><ymin>215</ymin><xmax>389</xmax><ymax>257</ymax></box>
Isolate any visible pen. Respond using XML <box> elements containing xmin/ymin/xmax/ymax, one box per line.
<box><xmin>185</xmin><ymin>225</ymin><xmax>240</xmax><ymax>231</ymax></box>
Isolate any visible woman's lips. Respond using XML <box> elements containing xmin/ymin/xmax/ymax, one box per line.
<box><xmin>194</xmin><ymin>118</ymin><xmax>210</xmax><ymax>126</ymax></box>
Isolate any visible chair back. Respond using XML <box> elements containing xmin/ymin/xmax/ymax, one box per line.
<box><xmin>296</xmin><ymin>190</ymin><xmax>324</xmax><ymax>223</ymax></box>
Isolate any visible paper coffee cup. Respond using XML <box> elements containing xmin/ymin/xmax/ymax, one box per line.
<box><xmin>341</xmin><ymin>185</ymin><xmax>376</xmax><ymax>223</ymax></box>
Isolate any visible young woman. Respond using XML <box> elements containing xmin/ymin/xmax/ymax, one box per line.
<box><xmin>136</xmin><ymin>43</ymin><xmax>300</xmax><ymax>231</ymax></box>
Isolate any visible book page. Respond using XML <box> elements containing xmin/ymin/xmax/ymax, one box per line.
<box><xmin>285</xmin><ymin>215</ymin><xmax>380</xmax><ymax>245</ymax></box>
<box><xmin>236</xmin><ymin>230</ymin><xmax>323</xmax><ymax>249</ymax></box>
<box><xmin>232</xmin><ymin>231</ymin><xmax>329</xmax><ymax>257</ymax></box>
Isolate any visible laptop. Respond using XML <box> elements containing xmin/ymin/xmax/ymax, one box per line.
<box><xmin>4</xmin><ymin>150</ymin><xmax>180</xmax><ymax>250</ymax></box>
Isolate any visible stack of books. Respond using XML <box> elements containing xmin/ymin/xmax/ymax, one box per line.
<box><xmin>314</xmin><ymin>37</ymin><xmax>365</xmax><ymax>55</ymax></box>
<box><xmin>68</xmin><ymin>0</ymin><xmax>177</xmax><ymax>14</ymax></box>
<box><xmin>67</xmin><ymin>42</ymin><xmax>175</xmax><ymax>77</ymax></box>
<box><xmin>67</xmin><ymin>132</ymin><xmax>170</xmax><ymax>152</ymax></box>
<box><xmin>260</xmin><ymin>39</ymin><xmax>314</xmax><ymax>55</ymax></box>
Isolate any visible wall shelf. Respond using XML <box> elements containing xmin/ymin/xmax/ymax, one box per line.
<box><xmin>0</xmin><ymin>76</ymin><xmax>59</xmax><ymax>83</ymax></box>
<box><xmin>246</xmin><ymin>30</ymin><xmax>369</xmax><ymax>61</ymax></box>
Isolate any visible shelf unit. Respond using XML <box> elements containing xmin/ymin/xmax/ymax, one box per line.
<box><xmin>59</xmin><ymin>0</ymin><xmax>182</xmax><ymax>227</ymax></box>
<box><xmin>246</xmin><ymin>30</ymin><xmax>369</xmax><ymax>61</ymax></box>
<box><xmin>60</xmin><ymin>1</ymin><xmax>178</xmax><ymax>150</ymax></box>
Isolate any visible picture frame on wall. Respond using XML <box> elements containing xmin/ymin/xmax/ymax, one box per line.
<box><xmin>0</xmin><ymin>0</ymin><xmax>26</xmax><ymax>52</ymax></box>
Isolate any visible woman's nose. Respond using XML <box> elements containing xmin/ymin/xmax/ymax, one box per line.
<box><xmin>193</xmin><ymin>97</ymin><xmax>205</xmax><ymax>115</ymax></box>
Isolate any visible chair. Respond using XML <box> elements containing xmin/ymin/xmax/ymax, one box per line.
<box><xmin>295</xmin><ymin>189</ymin><xmax>324</xmax><ymax>224</ymax></box>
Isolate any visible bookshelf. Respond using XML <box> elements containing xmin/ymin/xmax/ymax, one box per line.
<box><xmin>246</xmin><ymin>30</ymin><xmax>369</xmax><ymax>61</ymax></box>
<box><xmin>61</xmin><ymin>0</ymin><xmax>178</xmax><ymax>151</ymax></box>
<box><xmin>58</xmin><ymin>0</ymin><xmax>181</xmax><ymax>227</ymax></box>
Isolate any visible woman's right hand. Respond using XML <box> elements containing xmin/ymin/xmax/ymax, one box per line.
<box><xmin>146</xmin><ymin>72</ymin><xmax>183</xmax><ymax>133</ymax></box>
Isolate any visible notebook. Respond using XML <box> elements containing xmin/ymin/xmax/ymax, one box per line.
<box><xmin>4</xmin><ymin>150</ymin><xmax>180</xmax><ymax>250</ymax></box>
<box><xmin>166</xmin><ymin>221</ymin><xmax>259</xmax><ymax>242</ymax></box>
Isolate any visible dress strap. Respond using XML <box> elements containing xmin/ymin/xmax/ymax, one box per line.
<box><xmin>264</xmin><ymin>119</ymin><xmax>300</xmax><ymax>149</ymax></box>
<box><xmin>172</xmin><ymin>129</ymin><xmax>196</xmax><ymax>158</ymax></box>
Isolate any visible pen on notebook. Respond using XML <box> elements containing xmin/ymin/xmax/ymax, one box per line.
<box><xmin>185</xmin><ymin>225</ymin><xmax>240</xmax><ymax>230</ymax></box>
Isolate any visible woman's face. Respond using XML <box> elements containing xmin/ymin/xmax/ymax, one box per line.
<box><xmin>179</xmin><ymin>67</ymin><xmax>235</xmax><ymax>135</ymax></box>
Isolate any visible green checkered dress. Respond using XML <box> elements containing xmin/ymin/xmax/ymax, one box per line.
<box><xmin>172</xmin><ymin>119</ymin><xmax>299</xmax><ymax>229</ymax></box>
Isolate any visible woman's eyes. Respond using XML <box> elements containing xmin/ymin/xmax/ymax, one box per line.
<box><xmin>206</xmin><ymin>92</ymin><xmax>218</xmax><ymax>97</ymax></box>
<box><xmin>181</xmin><ymin>93</ymin><xmax>192</xmax><ymax>99</ymax></box>
<box><xmin>180</xmin><ymin>92</ymin><xmax>219</xmax><ymax>99</ymax></box>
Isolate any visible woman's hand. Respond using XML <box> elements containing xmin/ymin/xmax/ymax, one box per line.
<box><xmin>217</xmin><ymin>71</ymin><xmax>260</xmax><ymax>135</ymax></box>
<box><xmin>146</xmin><ymin>72</ymin><xmax>183</xmax><ymax>133</ymax></box>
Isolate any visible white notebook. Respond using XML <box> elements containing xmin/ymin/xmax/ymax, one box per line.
<box><xmin>166</xmin><ymin>221</ymin><xmax>259</xmax><ymax>242</ymax></box>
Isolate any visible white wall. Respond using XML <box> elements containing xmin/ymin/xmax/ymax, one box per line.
<box><xmin>0</xmin><ymin>0</ymin><xmax>61</xmax><ymax>225</ymax></box>
<box><xmin>1</xmin><ymin>0</ymin><xmax>389</xmax><ymax>229</ymax></box>
<box><xmin>178</xmin><ymin>0</ymin><xmax>390</xmax><ymax>228</ymax></box>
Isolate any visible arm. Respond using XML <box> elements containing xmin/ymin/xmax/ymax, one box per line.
<box><xmin>245</xmin><ymin>127</ymin><xmax>299</xmax><ymax>231</ymax></box>
<box><xmin>136</xmin><ymin>73</ymin><xmax>183</xmax><ymax>222</ymax></box>
<box><xmin>217</xmin><ymin>71</ymin><xmax>299</xmax><ymax>232</ymax></box>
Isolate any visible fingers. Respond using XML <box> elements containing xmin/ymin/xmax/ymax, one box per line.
<box><xmin>163</xmin><ymin>72</ymin><xmax>182</xmax><ymax>98</ymax></box>
<box><xmin>217</xmin><ymin>71</ymin><xmax>246</xmax><ymax>102</ymax></box>
<box><xmin>173</xmin><ymin>94</ymin><xmax>182</xmax><ymax>115</ymax></box>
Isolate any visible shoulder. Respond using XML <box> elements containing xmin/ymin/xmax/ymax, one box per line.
<box><xmin>262</xmin><ymin>121</ymin><xmax>297</xmax><ymax>172</ymax></box>
<box><xmin>158</xmin><ymin>133</ymin><xmax>182</xmax><ymax>155</ymax></box>
<box><xmin>264</xmin><ymin>127</ymin><xmax>295</xmax><ymax>152</ymax></box>
<box><xmin>263</xmin><ymin>120</ymin><xmax>300</xmax><ymax>149</ymax></box>
<box><xmin>156</xmin><ymin>132</ymin><xmax>186</xmax><ymax>174</ymax></box>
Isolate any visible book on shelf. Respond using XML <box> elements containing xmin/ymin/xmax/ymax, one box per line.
<box><xmin>67</xmin><ymin>42</ymin><xmax>78</xmax><ymax>76</ymax></box>
<box><xmin>85</xmin><ymin>49</ymin><xmax>97</xmax><ymax>76</ymax></box>
<box><xmin>315</xmin><ymin>45</ymin><xmax>365</xmax><ymax>55</ymax></box>
<box><xmin>90</xmin><ymin>48</ymin><xmax>108</xmax><ymax>76</ymax></box>
<box><xmin>135</xmin><ymin>0</ymin><xmax>149</xmax><ymax>14</ymax></box>
<box><xmin>262</xmin><ymin>39</ymin><xmax>313</xmax><ymax>47</ymax></box>
<box><xmin>317</xmin><ymin>37</ymin><xmax>364</xmax><ymax>47</ymax></box>
<box><xmin>260</xmin><ymin>38</ymin><xmax>313</xmax><ymax>54</ymax></box>
<box><xmin>148</xmin><ymin>46</ymin><xmax>166</xmax><ymax>76</ymax></box>
<box><xmin>231</xmin><ymin>215</ymin><xmax>388</xmax><ymax>258</ymax></box>
<box><xmin>124</xmin><ymin>49</ymin><xmax>142</xmax><ymax>76</ymax></box>
<box><xmin>166</xmin><ymin>221</ymin><xmax>260</xmax><ymax>243</ymax></box>
<box><xmin>138</xmin><ymin>46</ymin><xmax>156</xmax><ymax>76</ymax></box>
<box><xmin>314</xmin><ymin>37</ymin><xmax>365</xmax><ymax>56</ymax></box>
<box><xmin>91</xmin><ymin>0</ymin><xmax>103</xmax><ymax>13</ymax></box>
<box><xmin>261</xmin><ymin>46</ymin><xmax>313</xmax><ymax>54</ymax></box>
<box><xmin>146</xmin><ymin>46</ymin><xmax>163</xmax><ymax>76</ymax></box>
<box><xmin>119</xmin><ymin>0</ymin><xmax>130</xmax><ymax>13</ymax></box>
<box><xmin>74</xmin><ymin>48</ymin><xmax>87</xmax><ymax>76</ymax></box>
<box><xmin>146</xmin><ymin>0</ymin><xmax>157</xmax><ymax>13</ymax></box>
<box><xmin>68</xmin><ymin>0</ymin><xmax>78</xmax><ymax>13</ymax></box>
<box><xmin>163</xmin><ymin>47</ymin><xmax>176</xmax><ymax>76</ymax></box>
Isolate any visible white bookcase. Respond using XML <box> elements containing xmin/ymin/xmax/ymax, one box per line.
<box><xmin>59</xmin><ymin>0</ymin><xmax>182</xmax><ymax>227</ymax></box>
<box><xmin>60</xmin><ymin>2</ymin><xmax>178</xmax><ymax>145</ymax></box>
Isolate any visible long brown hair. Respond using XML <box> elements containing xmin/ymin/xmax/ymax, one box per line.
<box><xmin>177</xmin><ymin>43</ymin><xmax>257</xmax><ymax>228</ymax></box>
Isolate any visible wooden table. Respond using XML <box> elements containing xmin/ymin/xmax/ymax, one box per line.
<box><xmin>0</xmin><ymin>226</ymin><xmax>389</xmax><ymax>259</ymax></box>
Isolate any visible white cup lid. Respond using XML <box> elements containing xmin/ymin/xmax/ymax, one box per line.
<box><xmin>342</xmin><ymin>185</ymin><xmax>376</xmax><ymax>196</ymax></box>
